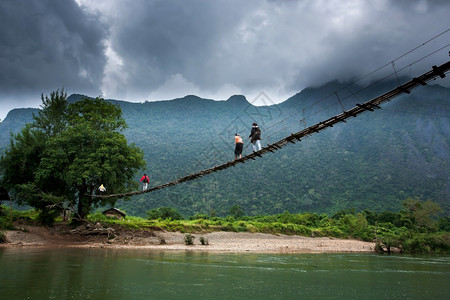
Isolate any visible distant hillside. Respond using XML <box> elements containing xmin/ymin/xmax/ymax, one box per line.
<box><xmin>1</xmin><ymin>81</ymin><xmax>449</xmax><ymax>217</ymax></box>
<box><xmin>0</xmin><ymin>108</ymin><xmax>37</xmax><ymax>145</ymax></box>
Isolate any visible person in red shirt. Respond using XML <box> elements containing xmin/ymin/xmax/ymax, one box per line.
<box><xmin>140</xmin><ymin>173</ymin><xmax>150</xmax><ymax>190</ymax></box>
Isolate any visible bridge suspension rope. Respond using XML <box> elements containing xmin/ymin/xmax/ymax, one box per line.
<box><xmin>262</xmin><ymin>29</ymin><xmax>450</xmax><ymax>140</ymax></box>
<box><xmin>92</xmin><ymin>60</ymin><xmax>450</xmax><ymax>199</ymax></box>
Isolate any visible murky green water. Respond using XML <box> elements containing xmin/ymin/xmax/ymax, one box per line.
<box><xmin>0</xmin><ymin>248</ymin><xmax>449</xmax><ymax>299</ymax></box>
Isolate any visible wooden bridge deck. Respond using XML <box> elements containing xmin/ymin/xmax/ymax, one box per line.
<box><xmin>93</xmin><ymin>60</ymin><xmax>450</xmax><ymax>199</ymax></box>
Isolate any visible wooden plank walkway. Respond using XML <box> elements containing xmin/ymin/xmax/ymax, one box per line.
<box><xmin>93</xmin><ymin>60</ymin><xmax>450</xmax><ymax>199</ymax></box>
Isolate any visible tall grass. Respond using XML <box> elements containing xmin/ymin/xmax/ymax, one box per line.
<box><xmin>2</xmin><ymin>205</ymin><xmax>449</xmax><ymax>254</ymax></box>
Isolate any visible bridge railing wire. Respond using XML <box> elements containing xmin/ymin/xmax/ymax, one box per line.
<box><xmin>263</xmin><ymin>41</ymin><xmax>450</xmax><ymax>143</ymax></box>
<box><xmin>92</xmin><ymin>59</ymin><xmax>450</xmax><ymax>199</ymax></box>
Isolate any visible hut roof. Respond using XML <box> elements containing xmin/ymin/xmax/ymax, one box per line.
<box><xmin>102</xmin><ymin>207</ymin><xmax>126</xmax><ymax>217</ymax></box>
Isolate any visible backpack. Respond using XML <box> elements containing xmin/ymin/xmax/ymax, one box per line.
<box><xmin>143</xmin><ymin>176</ymin><xmax>149</xmax><ymax>183</ymax></box>
<box><xmin>253</xmin><ymin>128</ymin><xmax>261</xmax><ymax>141</ymax></box>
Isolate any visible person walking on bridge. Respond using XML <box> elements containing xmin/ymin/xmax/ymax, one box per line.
<box><xmin>249</xmin><ymin>123</ymin><xmax>261</xmax><ymax>152</ymax></box>
<box><xmin>234</xmin><ymin>133</ymin><xmax>244</xmax><ymax>160</ymax></box>
<box><xmin>140</xmin><ymin>173</ymin><xmax>150</xmax><ymax>190</ymax></box>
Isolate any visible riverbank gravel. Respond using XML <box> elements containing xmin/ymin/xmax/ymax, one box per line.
<box><xmin>2</xmin><ymin>224</ymin><xmax>375</xmax><ymax>253</ymax></box>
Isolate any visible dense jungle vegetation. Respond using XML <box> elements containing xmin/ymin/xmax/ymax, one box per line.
<box><xmin>0</xmin><ymin>80</ymin><xmax>448</xmax><ymax>218</ymax></box>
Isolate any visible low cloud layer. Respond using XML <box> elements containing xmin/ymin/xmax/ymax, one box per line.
<box><xmin>1</xmin><ymin>0</ymin><xmax>449</xmax><ymax>119</ymax></box>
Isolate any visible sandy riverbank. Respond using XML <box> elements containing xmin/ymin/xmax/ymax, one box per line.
<box><xmin>1</xmin><ymin>223</ymin><xmax>375</xmax><ymax>253</ymax></box>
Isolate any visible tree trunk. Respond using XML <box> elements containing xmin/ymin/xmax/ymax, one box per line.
<box><xmin>77</xmin><ymin>182</ymin><xmax>90</xmax><ymax>219</ymax></box>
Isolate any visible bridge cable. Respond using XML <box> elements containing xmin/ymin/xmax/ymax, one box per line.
<box><xmin>92</xmin><ymin>60</ymin><xmax>450</xmax><ymax>199</ymax></box>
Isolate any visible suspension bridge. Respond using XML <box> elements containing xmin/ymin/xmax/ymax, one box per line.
<box><xmin>93</xmin><ymin>59</ymin><xmax>450</xmax><ymax>199</ymax></box>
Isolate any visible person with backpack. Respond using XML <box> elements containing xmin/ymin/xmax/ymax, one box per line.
<box><xmin>249</xmin><ymin>123</ymin><xmax>261</xmax><ymax>152</ymax></box>
<box><xmin>234</xmin><ymin>133</ymin><xmax>244</xmax><ymax>160</ymax></box>
<box><xmin>140</xmin><ymin>173</ymin><xmax>150</xmax><ymax>190</ymax></box>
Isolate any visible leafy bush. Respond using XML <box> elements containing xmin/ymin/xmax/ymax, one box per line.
<box><xmin>295</xmin><ymin>225</ymin><xmax>312</xmax><ymax>236</ymax></box>
<box><xmin>8</xmin><ymin>208</ymin><xmax>39</xmax><ymax>221</ymax></box>
<box><xmin>225</xmin><ymin>216</ymin><xmax>235</xmax><ymax>222</ymax></box>
<box><xmin>376</xmin><ymin>211</ymin><xmax>404</xmax><ymax>227</ymax></box>
<box><xmin>147</xmin><ymin>207</ymin><xmax>183</xmax><ymax>220</ymax></box>
<box><xmin>86</xmin><ymin>212</ymin><xmax>150</xmax><ymax>229</ymax></box>
<box><xmin>163</xmin><ymin>219</ymin><xmax>186</xmax><ymax>232</ymax></box>
<box><xmin>277</xmin><ymin>211</ymin><xmax>324</xmax><ymax>226</ymax></box>
<box><xmin>184</xmin><ymin>233</ymin><xmax>194</xmax><ymax>245</ymax></box>
<box><xmin>438</xmin><ymin>217</ymin><xmax>450</xmax><ymax>231</ymax></box>
<box><xmin>245</xmin><ymin>223</ymin><xmax>258</xmax><ymax>233</ymax></box>
<box><xmin>0</xmin><ymin>216</ymin><xmax>14</xmax><ymax>230</ymax></box>
<box><xmin>229</xmin><ymin>204</ymin><xmax>244</xmax><ymax>218</ymax></box>
<box><xmin>37</xmin><ymin>208</ymin><xmax>60</xmax><ymax>226</ymax></box>
<box><xmin>402</xmin><ymin>197</ymin><xmax>442</xmax><ymax>231</ymax></box>
<box><xmin>312</xmin><ymin>226</ymin><xmax>344</xmax><ymax>238</ymax></box>
<box><xmin>251</xmin><ymin>215</ymin><xmax>277</xmax><ymax>223</ymax></box>
<box><xmin>376</xmin><ymin>233</ymin><xmax>402</xmax><ymax>253</ymax></box>
<box><xmin>401</xmin><ymin>232</ymin><xmax>450</xmax><ymax>254</ymax></box>
<box><xmin>190</xmin><ymin>213</ymin><xmax>209</xmax><ymax>220</ymax></box>
<box><xmin>0</xmin><ymin>231</ymin><xmax>7</xmax><ymax>243</ymax></box>
<box><xmin>88</xmin><ymin>212</ymin><xmax>110</xmax><ymax>222</ymax></box>
<box><xmin>337</xmin><ymin>214</ymin><xmax>357</xmax><ymax>233</ymax></box>
<box><xmin>199</xmin><ymin>236</ymin><xmax>209</xmax><ymax>245</ymax></box>
<box><xmin>332</xmin><ymin>208</ymin><xmax>356</xmax><ymax>220</ymax></box>
<box><xmin>224</xmin><ymin>221</ymin><xmax>245</xmax><ymax>232</ymax></box>
<box><xmin>318</xmin><ymin>216</ymin><xmax>334</xmax><ymax>227</ymax></box>
<box><xmin>191</xmin><ymin>218</ymin><xmax>209</xmax><ymax>228</ymax></box>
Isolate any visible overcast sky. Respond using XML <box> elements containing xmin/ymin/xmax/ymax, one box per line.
<box><xmin>0</xmin><ymin>0</ymin><xmax>449</xmax><ymax>120</ymax></box>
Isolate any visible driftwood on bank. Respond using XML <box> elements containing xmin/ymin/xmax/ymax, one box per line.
<box><xmin>69</xmin><ymin>222</ymin><xmax>115</xmax><ymax>239</ymax></box>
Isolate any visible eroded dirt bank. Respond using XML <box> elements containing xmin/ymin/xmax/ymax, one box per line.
<box><xmin>1</xmin><ymin>223</ymin><xmax>375</xmax><ymax>253</ymax></box>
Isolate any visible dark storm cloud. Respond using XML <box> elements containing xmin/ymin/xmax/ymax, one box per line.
<box><xmin>96</xmin><ymin>0</ymin><xmax>449</xmax><ymax>102</ymax></box>
<box><xmin>0</xmin><ymin>0</ymin><xmax>107</xmax><ymax>117</ymax></box>
<box><xmin>101</xmin><ymin>0</ymin><xmax>255</xmax><ymax>99</ymax></box>
<box><xmin>1</xmin><ymin>0</ymin><xmax>449</xmax><ymax>120</ymax></box>
<box><xmin>291</xmin><ymin>0</ymin><xmax>450</xmax><ymax>89</ymax></box>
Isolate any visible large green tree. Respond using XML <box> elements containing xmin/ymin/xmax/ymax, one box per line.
<box><xmin>402</xmin><ymin>197</ymin><xmax>442</xmax><ymax>231</ymax></box>
<box><xmin>0</xmin><ymin>92</ymin><xmax>146</xmax><ymax>221</ymax></box>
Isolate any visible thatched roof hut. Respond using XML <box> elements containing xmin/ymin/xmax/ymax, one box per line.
<box><xmin>102</xmin><ymin>208</ymin><xmax>126</xmax><ymax>219</ymax></box>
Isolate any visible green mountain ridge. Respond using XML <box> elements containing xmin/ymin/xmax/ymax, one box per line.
<box><xmin>1</xmin><ymin>81</ymin><xmax>449</xmax><ymax>217</ymax></box>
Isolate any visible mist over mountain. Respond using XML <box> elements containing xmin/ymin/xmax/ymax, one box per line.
<box><xmin>1</xmin><ymin>81</ymin><xmax>449</xmax><ymax>217</ymax></box>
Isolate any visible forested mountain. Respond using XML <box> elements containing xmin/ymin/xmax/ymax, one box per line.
<box><xmin>1</xmin><ymin>80</ymin><xmax>449</xmax><ymax>217</ymax></box>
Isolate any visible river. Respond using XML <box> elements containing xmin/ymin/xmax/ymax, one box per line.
<box><xmin>0</xmin><ymin>248</ymin><xmax>449</xmax><ymax>299</ymax></box>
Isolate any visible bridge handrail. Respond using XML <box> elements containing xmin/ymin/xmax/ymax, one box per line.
<box><xmin>92</xmin><ymin>60</ymin><xmax>450</xmax><ymax>199</ymax></box>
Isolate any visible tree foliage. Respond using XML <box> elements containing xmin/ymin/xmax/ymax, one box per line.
<box><xmin>33</xmin><ymin>89</ymin><xmax>68</xmax><ymax>137</ymax></box>
<box><xmin>0</xmin><ymin>92</ymin><xmax>146</xmax><ymax>222</ymax></box>
<box><xmin>147</xmin><ymin>206</ymin><xmax>183</xmax><ymax>220</ymax></box>
<box><xmin>0</xmin><ymin>124</ymin><xmax>46</xmax><ymax>191</ymax></box>
<box><xmin>402</xmin><ymin>197</ymin><xmax>442</xmax><ymax>230</ymax></box>
<box><xmin>229</xmin><ymin>204</ymin><xmax>244</xmax><ymax>218</ymax></box>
